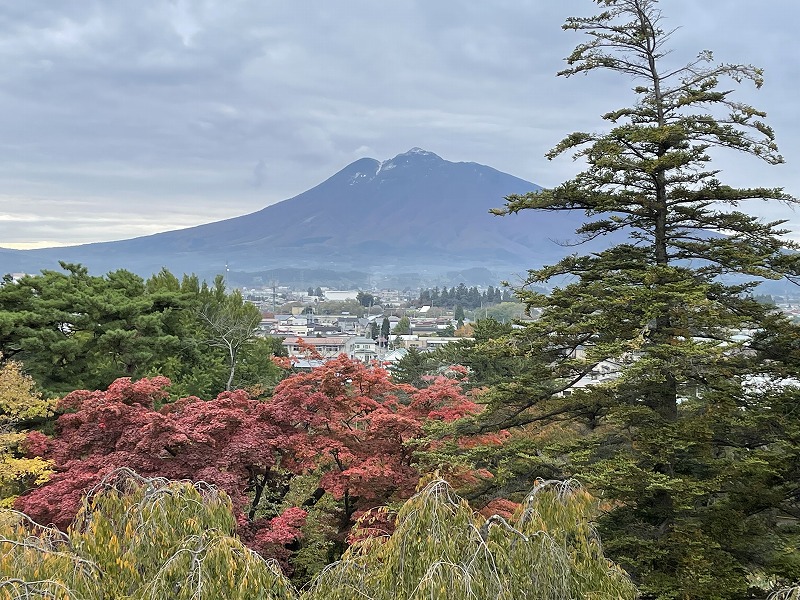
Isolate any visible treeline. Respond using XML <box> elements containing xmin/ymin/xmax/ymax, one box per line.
<box><xmin>417</xmin><ymin>284</ymin><xmax>514</xmax><ymax>309</ymax></box>
<box><xmin>0</xmin><ymin>263</ymin><xmax>285</xmax><ymax>398</ymax></box>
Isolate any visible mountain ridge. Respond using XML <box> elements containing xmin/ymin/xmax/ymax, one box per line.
<box><xmin>2</xmin><ymin>149</ymin><xmax>595</xmax><ymax>284</ymax></box>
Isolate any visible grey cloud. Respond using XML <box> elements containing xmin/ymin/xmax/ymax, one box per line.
<box><xmin>1</xmin><ymin>0</ymin><xmax>799</xmax><ymax>248</ymax></box>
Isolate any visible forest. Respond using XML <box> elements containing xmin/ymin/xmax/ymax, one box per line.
<box><xmin>3</xmin><ymin>0</ymin><xmax>800</xmax><ymax>598</ymax></box>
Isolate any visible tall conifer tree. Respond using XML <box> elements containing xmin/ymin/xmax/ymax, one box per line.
<box><xmin>482</xmin><ymin>1</ymin><xmax>800</xmax><ymax>596</ymax></box>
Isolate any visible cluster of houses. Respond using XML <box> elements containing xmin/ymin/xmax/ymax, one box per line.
<box><xmin>257</xmin><ymin>309</ymin><xmax>465</xmax><ymax>367</ymax></box>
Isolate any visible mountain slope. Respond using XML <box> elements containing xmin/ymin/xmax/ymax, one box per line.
<box><xmin>3</xmin><ymin>149</ymin><xmax>596</xmax><ymax>279</ymax></box>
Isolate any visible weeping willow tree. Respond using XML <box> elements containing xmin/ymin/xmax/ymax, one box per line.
<box><xmin>1</xmin><ymin>469</ymin><xmax>634</xmax><ymax>599</ymax></box>
<box><xmin>0</xmin><ymin>468</ymin><xmax>294</xmax><ymax>600</ymax></box>
<box><xmin>303</xmin><ymin>478</ymin><xmax>636</xmax><ymax>600</ymax></box>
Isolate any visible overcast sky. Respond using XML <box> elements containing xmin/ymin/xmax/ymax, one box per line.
<box><xmin>2</xmin><ymin>0</ymin><xmax>799</xmax><ymax>249</ymax></box>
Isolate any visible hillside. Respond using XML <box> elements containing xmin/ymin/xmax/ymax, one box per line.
<box><xmin>2</xmin><ymin>149</ymin><xmax>598</xmax><ymax>283</ymax></box>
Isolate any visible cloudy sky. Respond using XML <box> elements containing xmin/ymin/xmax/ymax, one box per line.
<box><xmin>2</xmin><ymin>0</ymin><xmax>799</xmax><ymax>249</ymax></box>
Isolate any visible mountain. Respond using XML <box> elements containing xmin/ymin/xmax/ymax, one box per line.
<box><xmin>2</xmin><ymin>149</ymin><xmax>597</xmax><ymax>284</ymax></box>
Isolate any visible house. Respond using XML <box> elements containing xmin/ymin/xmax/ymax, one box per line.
<box><xmin>390</xmin><ymin>334</ymin><xmax>426</xmax><ymax>350</ymax></box>
<box><xmin>282</xmin><ymin>336</ymin><xmax>349</xmax><ymax>358</ymax></box>
<box><xmin>423</xmin><ymin>336</ymin><xmax>464</xmax><ymax>349</ymax></box>
<box><xmin>345</xmin><ymin>337</ymin><xmax>378</xmax><ymax>362</ymax></box>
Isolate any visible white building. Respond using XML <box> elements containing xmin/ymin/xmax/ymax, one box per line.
<box><xmin>323</xmin><ymin>290</ymin><xmax>359</xmax><ymax>302</ymax></box>
<box><xmin>345</xmin><ymin>337</ymin><xmax>378</xmax><ymax>362</ymax></box>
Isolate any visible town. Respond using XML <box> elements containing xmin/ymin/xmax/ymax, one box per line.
<box><xmin>241</xmin><ymin>284</ymin><xmax>527</xmax><ymax>367</ymax></box>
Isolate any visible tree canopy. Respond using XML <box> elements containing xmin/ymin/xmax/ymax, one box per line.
<box><xmin>1</xmin><ymin>470</ymin><xmax>636</xmax><ymax>600</ymax></box>
<box><xmin>12</xmin><ymin>356</ymin><xmax>482</xmax><ymax>580</ymax></box>
<box><xmin>0</xmin><ymin>265</ymin><xmax>280</xmax><ymax>398</ymax></box>
<box><xmin>474</xmin><ymin>0</ymin><xmax>800</xmax><ymax>596</ymax></box>
<box><xmin>0</xmin><ymin>361</ymin><xmax>54</xmax><ymax>507</ymax></box>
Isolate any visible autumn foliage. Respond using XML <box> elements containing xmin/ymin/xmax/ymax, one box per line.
<box><xmin>15</xmin><ymin>355</ymin><xmax>480</xmax><ymax>570</ymax></box>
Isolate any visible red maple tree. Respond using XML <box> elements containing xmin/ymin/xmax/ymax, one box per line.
<box><xmin>17</xmin><ymin>356</ymin><xmax>480</xmax><ymax>566</ymax></box>
<box><xmin>266</xmin><ymin>356</ymin><xmax>480</xmax><ymax>523</ymax></box>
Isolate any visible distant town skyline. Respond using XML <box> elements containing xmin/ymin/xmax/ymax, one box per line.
<box><xmin>3</xmin><ymin>0</ymin><xmax>799</xmax><ymax>249</ymax></box>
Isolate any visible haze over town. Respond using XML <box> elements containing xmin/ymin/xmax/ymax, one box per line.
<box><xmin>3</xmin><ymin>0</ymin><xmax>800</xmax><ymax>250</ymax></box>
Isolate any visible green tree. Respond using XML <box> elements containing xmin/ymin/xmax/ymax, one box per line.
<box><xmin>482</xmin><ymin>301</ymin><xmax>524</xmax><ymax>323</ymax></box>
<box><xmin>304</xmin><ymin>478</ymin><xmax>636</xmax><ymax>600</ymax></box>
<box><xmin>454</xmin><ymin>304</ymin><xmax>465</xmax><ymax>327</ymax></box>
<box><xmin>199</xmin><ymin>285</ymin><xmax>262</xmax><ymax>391</ymax></box>
<box><xmin>389</xmin><ymin>346</ymin><xmax>432</xmax><ymax>386</ymax></box>
<box><xmin>0</xmin><ymin>265</ymin><xmax>284</xmax><ymax>399</ymax></box>
<box><xmin>356</xmin><ymin>291</ymin><xmax>380</xmax><ymax>307</ymax></box>
<box><xmin>2</xmin><ymin>471</ymin><xmax>636</xmax><ymax>600</ymax></box>
<box><xmin>392</xmin><ymin>316</ymin><xmax>411</xmax><ymax>335</ymax></box>
<box><xmin>483</xmin><ymin>0</ymin><xmax>800</xmax><ymax>596</ymax></box>
<box><xmin>0</xmin><ymin>264</ymin><xmax>186</xmax><ymax>395</ymax></box>
<box><xmin>380</xmin><ymin>317</ymin><xmax>390</xmax><ymax>347</ymax></box>
<box><xmin>0</xmin><ymin>469</ymin><xmax>294</xmax><ymax>600</ymax></box>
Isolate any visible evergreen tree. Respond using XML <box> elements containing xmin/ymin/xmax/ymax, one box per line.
<box><xmin>481</xmin><ymin>0</ymin><xmax>800</xmax><ymax>596</ymax></box>
<box><xmin>392</xmin><ymin>316</ymin><xmax>411</xmax><ymax>335</ymax></box>
<box><xmin>454</xmin><ymin>305</ymin><xmax>465</xmax><ymax>328</ymax></box>
<box><xmin>0</xmin><ymin>265</ymin><xmax>282</xmax><ymax>398</ymax></box>
<box><xmin>389</xmin><ymin>346</ymin><xmax>432</xmax><ymax>387</ymax></box>
<box><xmin>356</xmin><ymin>291</ymin><xmax>378</xmax><ymax>307</ymax></box>
<box><xmin>380</xmin><ymin>317</ymin><xmax>390</xmax><ymax>347</ymax></box>
<box><xmin>455</xmin><ymin>283</ymin><xmax>467</xmax><ymax>305</ymax></box>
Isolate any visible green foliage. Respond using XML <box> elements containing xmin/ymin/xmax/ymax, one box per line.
<box><xmin>0</xmin><ymin>468</ymin><xmax>295</xmax><ymax>600</ymax></box>
<box><xmin>418</xmin><ymin>285</ymin><xmax>510</xmax><ymax>310</ymax></box>
<box><xmin>390</xmin><ymin>347</ymin><xmax>431</xmax><ymax>386</ymax></box>
<box><xmin>479</xmin><ymin>301</ymin><xmax>525</xmax><ymax>323</ymax></box>
<box><xmin>356</xmin><ymin>291</ymin><xmax>380</xmax><ymax>307</ymax></box>
<box><xmin>392</xmin><ymin>315</ymin><xmax>411</xmax><ymax>335</ymax></box>
<box><xmin>0</xmin><ymin>265</ymin><xmax>284</xmax><ymax>398</ymax></box>
<box><xmin>454</xmin><ymin>304</ymin><xmax>465</xmax><ymax>322</ymax></box>
<box><xmin>315</xmin><ymin>299</ymin><xmax>365</xmax><ymax>316</ymax></box>
<box><xmin>198</xmin><ymin>287</ymin><xmax>263</xmax><ymax>391</ymax></box>
<box><xmin>470</xmin><ymin>1</ymin><xmax>800</xmax><ymax>597</ymax></box>
<box><xmin>380</xmin><ymin>317</ymin><xmax>390</xmax><ymax>341</ymax></box>
<box><xmin>390</xmin><ymin>319</ymin><xmax>528</xmax><ymax>390</ymax></box>
<box><xmin>303</xmin><ymin>478</ymin><xmax>636</xmax><ymax>600</ymax></box>
<box><xmin>1</xmin><ymin>471</ymin><xmax>636</xmax><ymax>600</ymax></box>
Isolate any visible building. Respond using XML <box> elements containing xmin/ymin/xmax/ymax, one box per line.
<box><xmin>282</xmin><ymin>336</ymin><xmax>349</xmax><ymax>358</ymax></box>
<box><xmin>345</xmin><ymin>337</ymin><xmax>379</xmax><ymax>362</ymax></box>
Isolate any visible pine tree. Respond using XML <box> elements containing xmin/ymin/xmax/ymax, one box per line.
<box><xmin>454</xmin><ymin>305</ymin><xmax>465</xmax><ymax>324</ymax></box>
<box><xmin>482</xmin><ymin>0</ymin><xmax>800</xmax><ymax>596</ymax></box>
